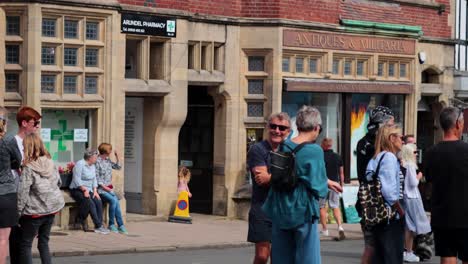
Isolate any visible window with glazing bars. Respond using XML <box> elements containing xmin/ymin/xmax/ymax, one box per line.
<box><xmin>344</xmin><ymin>59</ymin><xmax>352</xmax><ymax>75</ymax></box>
<box><xmin>309</xmin><ymin>58</ymin><xmax>318</xmax><ymax>73</ymax></box>
<box><xmin>6</xmin><ymin>16</ymin><xmax>20</xmax><ymax>36</ymax></box>
<box><xmin>85</xmin><ymin>76</ymin><xmax>98</xmax><ymax>94</ymax></box>
<box><xmin>400</xmin><ymin>64</ymin><xmax>407</xmax><ymax>78</ymax></box>
<box><xmin>42</xmin><ymin>18</ymin><xmax>56</xmax><ymax>37</ymax></box>
<box><xmin>5</xmin><ymin>73</ymin><xmax>19</xmax><ymax>93</ymax></box>
<box><xmin>248</xmin><ymin>79</ymin><xmax>264</xmax><ymax>94</ymax></box>
<box><xmin>86</xmin><ymin>48</ymin><xmax>98</xmax><ymax>67</ymax></box>
<box><xmin>378</xmin><ymin>63</ymin><xmax>384</xmax><ymax>76</ymax></box>
<box><xmin>41</xmin><ymin>47</ymin><xmax>55</xmax><ymax>65</ymax></box>
<box><xmin>6</xmin><ymin>45</ymin><xmax>19</xmax><ymax>64</ymax></box>
<box><xmin>332</xmin><ymin>59</ymin><xmax>340</xmax><ymax>74</ymax></box>
<box><xmin>248</xmin><ymin>56</ymin><xmax>265</xmax><ymax>71</ymax></box>
<box><xmin>41</xmin><ymin>75</ymin><xmax>56</xmax><ymax>93</ymax></box>
<box><xmin>64</xmin><ymin>48</ymin><xmax>78</xmax><ymax>66</ymax></box>
<box><xmin>388</xmin><ymin>63</ymin><xmax>395</xmax><ymax>77</ymax></box>
<box><xmin>295</xmin><ymin>57</ymin><xmax>304</xmax><ymax>73</ymax></box>
<box><xmin>63</xmin><ymin>76</ymin><xmax>77</xmax><ymax>94</ymax></box>
<box><xmin>86</xmin><ymin>22</ymin><xmax>99</xmax><ymax>40</ymax></box>
<box><xmin>64</xmin><ymin>20</ymin><xmax>78</xmax><ymax>39</ymax></box>
<box><xmin>357</xmin><ymin>61</ymin><xmax>365</xmax><ymax>76</ymax></box>
<box><xmin>282</xmin><ymin>57</ymin><xmax>290</xmax><ymax>72</ymax></box>
<box><xmin>247</xmin><ymin>102</ymin><xmax>263</xmax><ymax>117</ymax></box>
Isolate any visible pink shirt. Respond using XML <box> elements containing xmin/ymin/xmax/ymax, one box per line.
<box><xmin>177</xmin><ymin>180</ymin><xmax>189</xmax><ymax>193</ymax></box>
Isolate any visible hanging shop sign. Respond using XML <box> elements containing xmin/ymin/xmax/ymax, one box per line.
<box><xmin>121</xmin><ymin>13</ymin><xmax>176</xmax><ymax>37</ymax></box>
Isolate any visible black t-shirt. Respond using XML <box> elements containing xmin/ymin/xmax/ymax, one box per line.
<box><xmin>323</xmin><ymin>149</ymin><xmax>343</xmax><ymax>183</ymax></box>
<box><xmin>356</xmin><ymin>133</ymin><xmax>375</xmax><ymax>184</ymax></box>
<box><xmin>247</xmin><ymin>140</ymin><xmax>272</xmax><ymax>206</ymax></box>
<box><xmin>424</xmin><ymin>140</ymin><xmax>468</xmax><ymax>228</ymax></box>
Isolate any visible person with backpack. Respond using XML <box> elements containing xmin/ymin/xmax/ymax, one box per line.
<box><xmin>262</xmin><ymin>106</ymin><xmax>328</xmax><ymax>264</ymax></box>
<box><xmin>247</xmin><ymin>112</ymin><xmax>291</xmax><ymax>264</ymax></box>
<box><xmin>363</xmin><ymin>124</ymin><xmax>405</xmax><ymax>264</ymax></box>
<box><xmin>355</xmin><ymin>106</ymin><xmax>395</xmax><ymax>264</ymax></box>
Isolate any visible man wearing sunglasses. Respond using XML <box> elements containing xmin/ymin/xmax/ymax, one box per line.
<box><xmin>247</xmin><ymin>112</ymin><xmax>291</xmax><ymax>264</ymax></box>
<box><xmin>8</xmin><ymin>106</ymin><xmax>41</xmax><ymax>264</ymax></box>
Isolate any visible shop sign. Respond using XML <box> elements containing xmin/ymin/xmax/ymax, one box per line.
<box><xmin>283</xmin><ymin>30</ymin><xmax>415</xmax><ymax>55</ymax></box>
<box><xmin>73</xmin><ymin>129</ymin><xmax>88</xmax><ymax>142</ymax></box>
<box><xmin>41</xmin><ymin>128</ymin><xmax>51</xmax><ymax>142</ymax></box>
<box><xmin>121</xmin><ymin>13</ymin><xmax>176</xmax><ymax>37</ymax></box>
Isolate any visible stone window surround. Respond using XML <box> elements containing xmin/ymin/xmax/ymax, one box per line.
<box><xmin>282</xmin><ymin>49</ymin><xmax>414</xmax><ymax>82</ymax></box>
<box><xmin>187</xmin><ymin>41</ymin><xmax>224</xmax><ymax>73</ymax></box>
<box><xmin>377</xmin><ymin>56</ymin><xmax>412</xmax><ymax>81</ymax></box>
<box><xmin>282</xmin><ymin>52</ymin><xmax>326</xmax><ymax>77</ymax></box>
<box><xmin>40</xmin><ymin>11</ymin><xmax>106</xmax><ymax>98</ymax></box>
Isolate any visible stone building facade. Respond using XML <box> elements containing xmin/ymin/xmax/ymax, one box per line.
<box><xmin>0</xmin><ymin>0</ymin><xmax>454</xmax><ymax>221</ymax></box>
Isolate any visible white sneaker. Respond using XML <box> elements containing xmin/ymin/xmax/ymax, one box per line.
<box><xmin>404</xmin><ymin>251</ymin><xmax>420</xmax><ymax>262</ymax></box>
<box><xmin>320</xmin><ymin>230</ymin><xmax>329</xmax><ymax>236</ymax></box>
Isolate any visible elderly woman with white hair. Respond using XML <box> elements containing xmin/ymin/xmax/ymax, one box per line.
<box><xmin>400</xmin><ymin>143</ymin><xmax>431</xmax><ymax>262</ymax></box>
<box><xmin>69</xmin><ymin>149</ymin><xmax>109</xmax><ymax>235</ymax></box>
<box><xmin>262</xmin><ymin>105</ymin><xmax>328</xmax><ymax>264</ymax></box>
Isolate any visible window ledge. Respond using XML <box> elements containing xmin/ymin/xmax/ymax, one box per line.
<box><xmin>83</xmin><ymin>94</ymin><xmax>104</xmax><ymax>101</ymax></box>
<box><xmin>244</xmin><ymin>117</ymin><xmax>266</xmax><ymax>125</ymax></box>
<box><xmin>85</xmin><ymin>40</ymin><xmax>105</xmax><ymax>47</ymax></box>
<box><xmin>4</xmin><ymin>64</ymin><xmax>23</xmax><ymax>71</ymax></box>
<box><xmin>244</xmin><ymin>95</ymin><xmax>267</xmax><ymax>101</ymax></box>
<box><xmin>41</xmin><ymin>65</ymin><xmax>61</xmax><ymax>72</ymax></box>
<box><xmin>245</xmin><ymin>72</ymin><xmax>269</xmax><ymax>77</ymax></box>
<box><xmin>41</xmin><ymin>37</ymin><xmax>63</xmax><ymax>45</ymax></box>
<box><xmin>63</xmin><ymin>66</ymin><xmax>84</xmax><ymax>73</ymax></box>
<box><xmin>5</xmin><ymin>92</ymin><xmax>22</xmax><ymax>101</ymax></box>
<box><xmin>63</xmin><ymin>39</ymin><xmax>85</xmax><ymax>46</ymax></box>
<box><xmin>84</xmin><ymin>67</ymin><xmax>104</xmax><ymax>74</ymax></box>
<box><xmin>5</xmin><ymin>36</ymin><xmax>24</xmax><ymax>42</ymax></box>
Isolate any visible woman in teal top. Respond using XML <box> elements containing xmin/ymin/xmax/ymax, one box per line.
<box><xmin>262</xmin><ymin>106</ymin><xmax>328</xmax><ymax>264</ymax></box>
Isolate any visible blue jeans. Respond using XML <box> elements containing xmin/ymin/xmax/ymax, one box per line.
<box><xmin>100</xmin><ymin>192</ymin><xmax>124</xmax><ymax>227</ymax></box>
<box><xmin>271</xmin><ymin>220</ymin><xmax>321</xmax><ymax>264</ymax></box>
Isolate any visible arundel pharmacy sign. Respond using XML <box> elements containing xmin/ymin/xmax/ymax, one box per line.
<box><xmin>121</xmin><ymin>13</ymin><xmax>176</xmax><ymax>37</ymax></box>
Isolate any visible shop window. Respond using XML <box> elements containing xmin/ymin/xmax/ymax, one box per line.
<box><xmin>85</xmin><ymin>48</ymin><xmax>98</xmax><ymax>67</ymax></box>
<box><xmin>247</xmin><ymin>128</ymin><xmax>264</xmax><ymax>152</ymax></box>
<box><xmin>63</xmin><ymin>75</ymin><xmax>77</xmax><ymax>94</ymax></box>
<box><xmin>6</xmin><ymin>16</ymin><xmax>20</xmax><ymax>36</ymax></box>
<box><xmin>248</xmin><ymin>56</ymin><xmax>265</xmax><ymax>72</ymax></box>
<box><xmin>247</xmin><ymin>102</ymin><xmax>264</xmax><ymax>117</ymax></box>
<box><xmin>309</xmin><ymin>58</ymin><xmax>318</xmax><ymax>73</ymax></box>
<box><xmin>378</xmin><ymin>63</ymin><xmax>384</xmax><ymax>77</ymax></box>
<box><xmin>41</xmin><ymin>109</ymin><xmax>95</xmax><ymax>165</ymax></box>
<box><xmin>332</xmin><ymin>59</ymin><xmax>340</xmax><ymax>74</ymax></box>
<box><xmin>6</xmin><ymin>45</ymin><xmax>19</xmax><ymax>64</ymax></box>
<box><xmin>282</xmin><ymin>57</ymin><xmax>290</xmax><ymax>72</ymax></box>
<box><xmin>248</xmin><ymin>79</ymin><xmax>264</xmax><ymax>94</ymax></box>
<box><xmin>64</xmin><ymin>20</ymin><xmax>78</xmax><ymax>39</ymax></box>
<box><xmin>86</xmin><ymin>22</ymin><xmax>99</xmax><ymax>40</ymax></box>
<box><xmin>295</xmin><ymin>57</ymin><xmax>304</xmax><ymax>73</ymax></box>
<box><xmin>357</xmin><ymin>61</ymin><xmax>365</xmax><ymax>76</ymax></box>
<box><xmin>149</xmin><ymin>41</ymin><xmax>165</xmax><ymax>80</ymax></box>
<box><xmin>41</xmin><ymin>46</ymin><xmax>55</xmax><ymax>65</ymax></box>
<box><xmin>5</xmin><ymin>73</ymin><xmax>19</xmax><ymax>93</ymax></box>
<box><xmin>64</xmin><ymin>47</ymin><xmax>78</xmax><ymax>66</ymax></box>
<box><xmin>42</xmin><ymin>18</ymin><xmax>56</xmax><ymax>37</ymax></box>
<box><xmin>41</xmin><ymin>75</ymin><xmax>56</xmax><ymax>93</ymax></box>
<box><xmin>84</xmin><ymin>76</ymin><xmax>98</xmax><ymax>94</ymax></box>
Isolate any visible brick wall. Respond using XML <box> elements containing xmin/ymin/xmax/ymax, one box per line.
<box><xmin>118</xmin><ymin>0</ymin><xmax>451</xmax><ymax>38</ymax></box>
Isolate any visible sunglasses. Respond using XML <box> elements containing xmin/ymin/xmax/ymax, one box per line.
<box><xmin>269</xmin><ymin>124</ymin><xmax>290</xmax><ymax>132</ymax></box>
<box><xmin>318</xmin><ymin>125</ymin><xmax>323</xmax><ymax>134</ymax></box>
<box><xmin>0</xmin><ymin>117</ymin><xmax>6</xmax><ymax>126</ymax></box>
<box><xmin>33</xmin><ymin>120</ymin><xmax>40</xmax><ymax>127</ymax></box>
<box><xmin>413</xmin><ymin>151</ymin><xmax>419</xmax><ymax>154</ymax></box>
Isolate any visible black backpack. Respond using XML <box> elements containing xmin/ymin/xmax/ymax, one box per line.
<box><xmin>269</xmin><ymin>142</ymin><xmax>312</xmax><ymax>192</ymax></box>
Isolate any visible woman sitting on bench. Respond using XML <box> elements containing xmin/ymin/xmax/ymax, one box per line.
<box><xmin>69</xmin><ymin>149</ymin><xmax>109</xmax><ymax>234</ymax></box>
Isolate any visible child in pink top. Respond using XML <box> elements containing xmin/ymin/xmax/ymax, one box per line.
<box><xmin>177</xmin><ymin>166</ymin><xmax>192</xmax><ymax>198</ymax></box>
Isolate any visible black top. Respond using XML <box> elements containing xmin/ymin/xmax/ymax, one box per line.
<box><xmin>247</xmin><ymin>140</ymin><xmax>272</xmax><ymax>206</ymax></box>
<box><xmin>323</xmin><ymin>149</ymin><xmax>343</xmax><ymax>183</ymax></box>
<box><xmin>424</xmin><ymin>140</ymin><xmax>468</xmax><ymax>228</ymax></box>
<box><xmin>356</xmin><ymin>133</ymin><xmax>376</xmax><ymax>184</ymax></box>
<box><xmin>0</xmin><ymin>135</ymin><xmax>22</xmax><ymax>195</ymax></box>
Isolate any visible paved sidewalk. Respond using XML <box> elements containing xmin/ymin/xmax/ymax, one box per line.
<box><xmin>33</xmin><ymin>214</ymin><xmax>363</xmax><ymax>257</ymax></box>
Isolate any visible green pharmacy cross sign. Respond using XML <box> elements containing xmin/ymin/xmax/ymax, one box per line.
<box><xmin>45</xmin><ymin>120</ymin><xmax>74</xmax><ymax>161</ymax></box>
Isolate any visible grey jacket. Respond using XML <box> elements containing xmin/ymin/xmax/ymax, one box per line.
<box><xmin>17</xmin><ymin>156</ymin><xmax>65</xmax><ymax>216</ymax></box>
<box><xmin>0</xmin><ymin>135</ymin><xmax>22</xmax><ymax>195</ymax></box>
